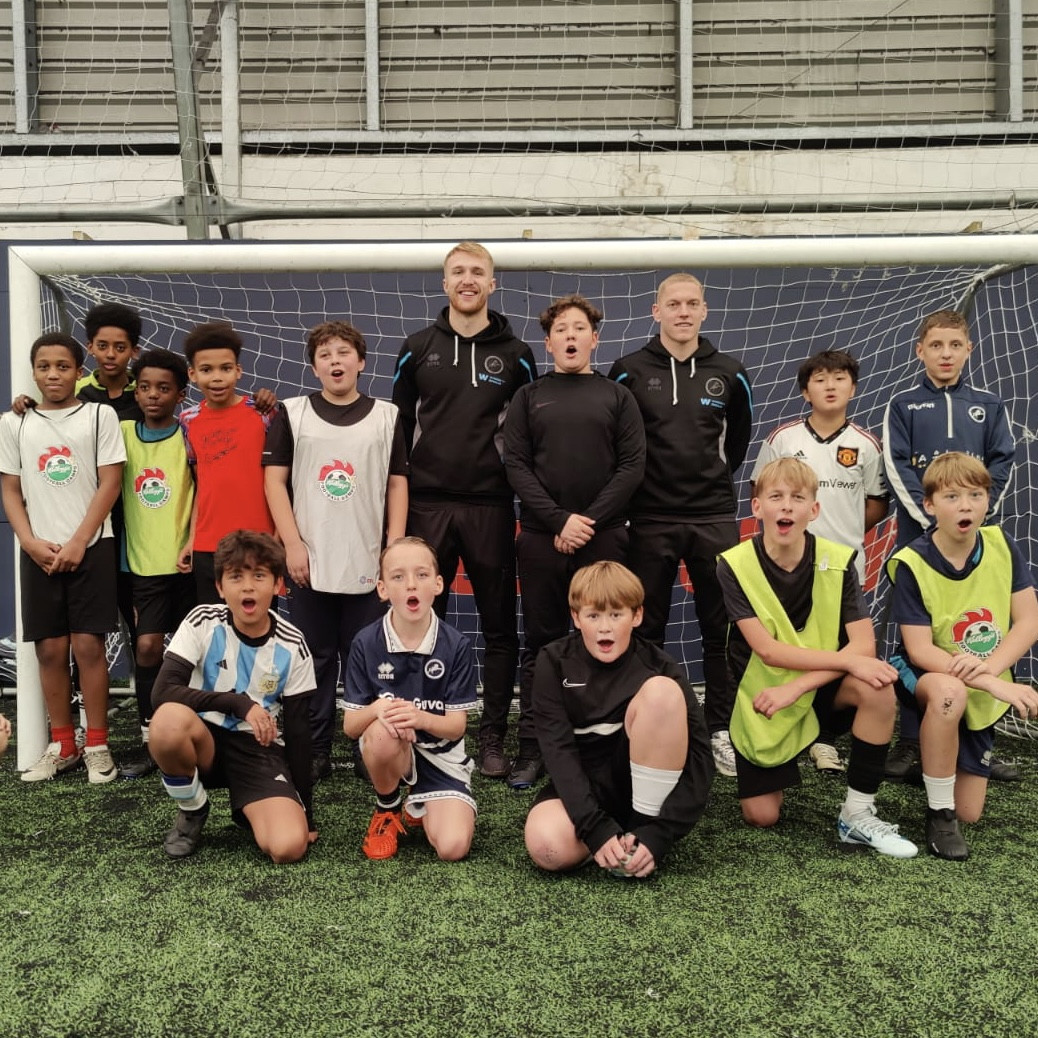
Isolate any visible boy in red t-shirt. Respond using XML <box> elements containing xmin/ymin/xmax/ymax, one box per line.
<box><xmin>179</xmin><ymin>322</ymin><xmax>277</xmax><ymax>604</ymax></box>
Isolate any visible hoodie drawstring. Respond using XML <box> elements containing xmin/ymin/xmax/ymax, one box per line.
<box><xmin>669</xmin><ymin>356</ymin><xmax>696</xmax><ymax>406</ymax></box>
<box><xmin>451</xmin><ymin>334</ymin><xmax>477</xmax><ymax>388</ymax></box>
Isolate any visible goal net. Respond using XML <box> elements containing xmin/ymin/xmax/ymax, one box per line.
<box><xmin>8</xmin><ymin>237</ymin><xmax>1038</xmax><ymax>765</ymax></box>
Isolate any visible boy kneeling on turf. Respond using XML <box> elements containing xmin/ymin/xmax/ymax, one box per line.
<box><xmin>717</xmin><ymin>458</ymin><xmax>917</xmax><ymax>858</ymax></box>
<box><xmin>524</xmin><ymin>561</ymin><xmax>713</xmax><ymax>878</ymax></box>
<box><xmin>150</xmin><ymin>530</ymin><xmax>317</xmax><ymax>862</ymax></box>
<box><xmin>888</xmin><ymin>452</ymin><xmax>1038</xmax><ymax>860</ymax></box>
<box><xmin>344</xmin><ymin>537</ymin><xmax>478</xmax><ymax>862</ymax></box>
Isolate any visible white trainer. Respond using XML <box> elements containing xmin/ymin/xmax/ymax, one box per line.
<box><xmin>710</xmin><ymin>729</ymin><xmax>737</xmax><ymax>778</ymax></box>
<box><xmin>21</xmin><ymin>741</ymin><xmax>82</xmax><ymax>782</ymax></box>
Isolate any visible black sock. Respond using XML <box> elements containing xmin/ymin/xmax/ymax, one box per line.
<box><xmin>846</xmin><ymin>735</ymin><xmax>887</xmax><ymax>796</ymax></box>
<box><xmin>376</xmin><ymin>790</ymin><xmax>401</xmax><ymax>812</ymax></box>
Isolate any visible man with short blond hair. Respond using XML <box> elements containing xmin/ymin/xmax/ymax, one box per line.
<box><xmin>392</xmin><ymin>242</ymin><xmax>537</xmax><ymax>779</ymax></box>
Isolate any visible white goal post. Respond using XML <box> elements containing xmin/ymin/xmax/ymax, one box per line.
<box><xmin>8</xmin><ymin>235</ymin><xmax>1038</xmax><ymax>770</ymax></box>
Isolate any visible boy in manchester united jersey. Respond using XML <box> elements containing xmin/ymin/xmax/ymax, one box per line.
<box><xmin>888</xmin><ymin>453</ymin><xmax>1038</xmax><ymax>860</ymax></box>
<box><xmin>750</xmin><ymin>349</ymin><xmax>888</xmax><ymax>774</ymax></box>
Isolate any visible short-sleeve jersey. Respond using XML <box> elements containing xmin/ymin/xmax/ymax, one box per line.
<box><xmin>0</xmin><ymin>402</ymin><xmax>126</xmax><ymax>546</ymax></box>
<box><xmin>179</xmin><ymin>396</ymin><xmax>275</xmax><ymax>551</ymax></box>
<box><xmin>750</xmin><ymin>417</ymin><xmax>885</xmax><ymax>585</ymax></box>
<box><xmin>165</xmin><ymin>604</ymin><xmax>315</xmax><ymax>733</ymax></box>
<box><xmin>889</xmin><ymin>527</ymin><xmax>1035</xmax><ymax>629</ymax></box>
<box><xmin>345</xmin><ymin>612</ymin><xmax>477</xmax><ymax>752</ymax></box>
<box><xmin>120</xmin><ymin>420</ymin><xmax>194</xmax><ymax>576</ymax></box>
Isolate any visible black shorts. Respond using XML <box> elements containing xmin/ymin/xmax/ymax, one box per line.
<box><xmin>20</xmin><ymin>539</ymin><xmax>118</xmax><ymax>642</ymax></box>
<box><xmin>200</xmin><ymin>721</ymin><xmax>304</xmax><ymax>823</ymax></box>
<box><xmin>192</xmin><ymin>551</ymin><xmax>220</xmax><ymax>606</ymax></box>
<box><xmin>533</xmin><ymin>738</ymin><xmax>635</xmax><ymax>832</ymax></box>
<box><xmin>734</xmin><ymin>680</ymin><xmax>848</xmax><ymax>799</ymax></box>
<box><xmin>132</xmin><ymin>572</ymin><xmax>197</xmax><ymax>636</ymax></box>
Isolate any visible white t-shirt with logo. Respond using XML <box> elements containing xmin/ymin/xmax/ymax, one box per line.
<box><xmin>0</xmin><ymin>403</ymin><xmax>126</xmax><ymax>546</ymax></box>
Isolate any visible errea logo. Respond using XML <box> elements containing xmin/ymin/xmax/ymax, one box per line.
<box><xmin>377</xmin><ymin>662</ymin><xmax>395</xmax><ymax>681</ymax></box>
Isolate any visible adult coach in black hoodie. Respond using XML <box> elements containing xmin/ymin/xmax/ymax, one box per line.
<box><xmin>608</xmin><ymin>273</ymin><xmax>753</xmax><ymax>780</ymax></box>
<box><xmin>392</xmin><ymin>242</ymin><xmax>537</xmax><ymax>778</ymax></box>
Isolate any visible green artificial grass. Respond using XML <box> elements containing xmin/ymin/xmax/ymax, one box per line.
<box><xmin>2</xmin><ymin>695</ymin><xmax>1038</xmax><ymax>1038</ymax></box>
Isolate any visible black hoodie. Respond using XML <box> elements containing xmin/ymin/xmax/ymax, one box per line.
<box><xmin>392</xmin><ymin>307</ymin><xmax>537</xmax><ymax>503</ymax></box>
<box><xmin>608</xmin><ymin>335</ymin><xmax>753</xmax><ymax>520</ymax></box>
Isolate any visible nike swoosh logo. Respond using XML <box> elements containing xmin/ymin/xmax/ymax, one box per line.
<box><xmin>562</xmin><ymin>679</ymin><xmax>587</xmax><ymax>688</ymax></box>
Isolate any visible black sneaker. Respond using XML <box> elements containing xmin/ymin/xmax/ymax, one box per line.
<box><xmin>990</xmin><ymin>756</ymin><xmax>1021</xmax><ymax>782</ymax></box>
<box><xmin>925</xmin><ymin>807</ymin><xmax>969</xmax><ymax>860</ymax></box>
<box><xmin>163</xmin><ymin>802</ymin><xmax>210</xmax><ymax>859</ymax></box>
<box><xmin>885</xmin><ymin>739</ymin><xmax>921</xmax><ymax>783</ymax></box>
<box><xmin>120</xmin><ymin>749</ymin><xmax>157</xmax><ymax>780</ymax></box>
<box><xmin>477</xmin><ymin>733</ymin><xmax>511</xmax><ymax>779</ymax></box>
<box><xmin>311</xmin><ymin>751</ymin><xmax>332</xmax><ymax>784</ymax></box>
<box><xmin>507</xmin><ymin>755</ymin><xmax>544</xmax><ymax>790</ymax></box>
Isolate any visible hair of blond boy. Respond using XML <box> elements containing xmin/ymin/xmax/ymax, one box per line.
<box><xmin>539</xmin><ymin>293</ymin><xmax>603</xmax><ymax>335</ymax></box>
<box><xmin>305</xmin><ymin>320</ymin><xmax>367</xmax><ymax>365</ymax></box>
<box><xmin>754</xmin><ymin>457</ymin><xmax>819</xmax><ymax>499</ymax></box>
<box><xmin>443</xmin><ymin>241</ymin><xmax>494</xmax><ymax>274</ymax></box>
<box><xmin>214</xmin><ymin>529</ymin><xmax>286</xmax><ymax>582</ymax></box>
<box><xmin>796</xmin><ymin>348</ymin><xmax>859</xmax><ymax>391</ymax></box>
<box><xmin>656</xmin><ymin>272</ymin><xmax>705</xmax><ymax>305</ymax></box>
<box><xmin>916</xmin><ymin>309</ymin><xmax>969</xmax><ymax>343</ymax></box>
<box><xmin>568</xmin><ymin>561</ymin><xmax>645</xmax><ymax>613</ymax></box>
<box><xmin>922</xmin><ymin>452</ymin><xmax>992</xmax><ymax>498</ymax></box>
<box><xmin>378</xmin><ymin>535</ymin><xmax>440</xmax><ymax>578</ymax></box>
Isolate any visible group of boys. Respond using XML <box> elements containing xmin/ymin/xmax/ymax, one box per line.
<box><xmin>2</xmin><ymin>241</ymin><xmax>1035</xmax><ymax>874</ymax></box>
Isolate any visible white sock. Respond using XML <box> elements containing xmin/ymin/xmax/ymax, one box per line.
<box><xmin>923</xmin><ymin>773</ymin><xmax>956</xmax><ymax>812</ymax></box>
<box><xmin>841</xmin><ymin>786</ymin><xmax>875</xmax><ymax>819</ymax></box>
<box><xmin>161</xmin><ymin>768</ymin><xmax>208</xmax><ymax>812</ymax></box>
<box><xmin>630</xmin><ymin>762</ymin><xmax>682</xmax><ymax>816</ymax></box>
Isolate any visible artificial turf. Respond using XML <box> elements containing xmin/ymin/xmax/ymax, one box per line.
<box><xmin>2</xmin><ymin>695</ymin><xmax>1037</xmax><ymax>1038</ymax></box>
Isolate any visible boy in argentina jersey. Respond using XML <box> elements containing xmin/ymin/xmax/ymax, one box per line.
<box><xmin>717</xmin><ymin>458</ymin><xmax>916</xmax><ymax>859</ymax></box>
<box><xmin>887</xmin><ymin>453</ymin><xmax>1038</xmax><ymax>861</ymax></box>
<box><xmin>264</xmin><ymin>321</ymin><xmax>409</xmax><ymax>783</ymax></box>
<box><xmin>525</xmin><ymin>561</ymin><xmax>713</xmax><ymax>878</ymax></box>
<box><xmin>150</xmin><ymin>531</ymin><xmax>316</xmax><ymax>863</ymax></box>
<box><xmin>344</xmin><ymin>537</ymin><xmax>478</xmax><ymax>862</ymax></box>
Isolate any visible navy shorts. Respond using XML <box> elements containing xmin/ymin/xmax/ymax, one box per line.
<box><xmin>890</xmin><ymin>655</ymin><xmax>996</xmax><ymax>778</ymax></box>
